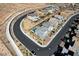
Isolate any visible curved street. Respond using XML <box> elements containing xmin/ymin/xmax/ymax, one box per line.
<box><xmin>8</xmin><ymin>9</ymin><xmax>79</xmax><ymax>56</ymax></box>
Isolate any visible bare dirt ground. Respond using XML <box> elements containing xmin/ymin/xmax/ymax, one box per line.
<box><xmin>0</xmin><ymin>3</ymin><xmax>46</xmax><ymax>56</ymax></box>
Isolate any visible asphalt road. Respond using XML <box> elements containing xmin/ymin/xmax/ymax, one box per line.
<box><xmin>9</xmin><ymin>10</ymin><xmax>79</xmax><ymax>56</ymax></box>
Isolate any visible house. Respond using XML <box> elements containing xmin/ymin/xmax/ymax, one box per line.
<box><xmin>27</xmin><ymin>11</ymin><xmax>40</xmax><ymax>21</ymax></box>
<box><xmin>54</xmin><ymin>15</ymin><xmax>64</xmax><ymax>24</ymax></box>
<box><xmin>49</xmin><ymin>18</ymin><xmax>59</xmax><ymax>28</ymax></box>
<box><xmin>35</xmin><ymin>26</ymin><xmax>49</xmax><ymax>39</ymax></box>
<box><xmin>40</xmin><ymin>5</ymin><xmax>59</xmax><ymax>15</ymax></box>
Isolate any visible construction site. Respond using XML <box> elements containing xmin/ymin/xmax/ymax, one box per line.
<box><xmin>0</xmin><ymin>3</ymin><xmax>79</xmax><ymax>56</ymax></box>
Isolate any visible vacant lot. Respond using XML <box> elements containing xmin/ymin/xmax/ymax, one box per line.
<box><xmin>0</xmin><ymin>3</ymin><xmax>46</xmax><ymax>56</ymax></box>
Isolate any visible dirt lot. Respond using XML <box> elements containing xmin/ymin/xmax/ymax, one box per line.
<box><xmin>0</xmin><ymin>3</ymin><xmax>46</xmax><ymax>56</ymax></box>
